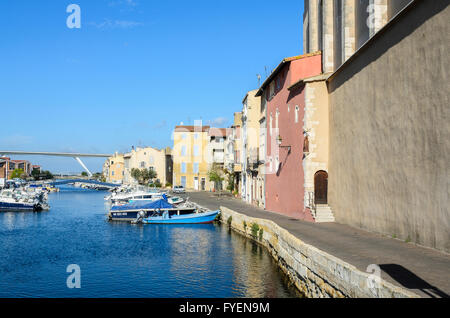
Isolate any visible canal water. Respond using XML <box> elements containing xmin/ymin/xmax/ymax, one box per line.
<box><xmin>0</xmin><ymin>186</ymin><xmax>301</xmax><ymax>298</ymax></box>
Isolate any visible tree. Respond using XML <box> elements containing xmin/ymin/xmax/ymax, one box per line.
<box><xmin>41</xmin><ymin>170</ymin><xmax>53</xmax><ymax>180</ymax></box>
<box><xmin>208</xmin><ymin>164</ymin><xmax>225</xmax><ymax>192</ymax></box>
<box><xmin>10</xmin><ymin>169</ymin><xmax>26</xmax><ymax>179</ymax></box>
<box><xmin>224</xmin><ymin>168</ymin><xmax>235</xmax><ymax>192</ymax></box>
<box><xmin>131</xmin><ymin>168</ymin><xmax>157</xmax><ymax>185</ymax></box>
<box><xmin>31</xmin><ymin>169</ymin><xmax>41</xmax><ymax>180</ymax></box>
<box><xmin>81</xmin><ymin>171</ymin><xmax>88</xmax><ymax>177</ymax></box>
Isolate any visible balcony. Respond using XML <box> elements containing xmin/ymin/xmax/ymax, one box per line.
<box><xmin>246</xmin><ymin>148</ymin><xmax>259</xmax><ymax>171</ymax></box>
<box><xmin>212</xmin><ymin>150</ymin><xmax>224</xmax><ymax>163</ymax></box>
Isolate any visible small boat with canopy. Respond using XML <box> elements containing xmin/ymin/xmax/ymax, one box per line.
<box><xmin>108</xmin><ymin>195</ymin><xmax>219</xmax><ymax>224</ymax></box>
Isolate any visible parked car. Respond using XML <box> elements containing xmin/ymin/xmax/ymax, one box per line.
<box><xmin>173</xmin><ymin>185</ymin><xmax>185</xmax><ymax>194</ymax></box>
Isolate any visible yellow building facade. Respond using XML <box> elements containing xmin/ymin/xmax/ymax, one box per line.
<box><xmin>104</xmin><ymin>153</ymin><xmax>124</xmax><ymax>183</ymax></box>
<box><xmin>172</xmin><ymin>124</ymin><xmax>211</xmax><ymax>190</ymax></box>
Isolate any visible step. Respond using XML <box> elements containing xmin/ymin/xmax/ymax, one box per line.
<box><xmin>314</xmin><ymin>204</ymin><xmax>335</xmax><ymax>223</ymax></box>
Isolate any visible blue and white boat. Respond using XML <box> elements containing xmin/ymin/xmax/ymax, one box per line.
<box><xmin>107</xmin><ymin>190</ymin><xmax>164</xmax><ymax>204</ymax></box>
<box><xmin>0</xmin><ymin>188</ymin><xmax>48</xmax><ymax>212</ymax></box>
<box><xmin>108</xmin><ymin>196</ymin><xmax>219</xmax><ymax>224</ymax></box>
<box><xmin>109</xmin><ymin>197</ymin><xmax>194</xmax><ymax>221</ymax></box>
<box><xmin>0</xmin><ymin>200</ymin><xmax>42</xmax><ymax>212</ymax></box>
<box><xmin>142</xmin><ymin>210</ymin><xmax>220</xmax><ymax>224</ymax></box>
<box><xmin>0</xmin><ymin>196</ymin><xmax>43</xmax><ymax>212</ymax></box>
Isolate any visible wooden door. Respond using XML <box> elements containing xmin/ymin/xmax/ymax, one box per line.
<box><xmin>314</xmin><ymin>171</ymin><xmax>328</xmax><ymax>204</ymax></box>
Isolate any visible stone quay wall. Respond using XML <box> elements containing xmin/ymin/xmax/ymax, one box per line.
<box><xmin>219</xmin><ymin>206</ymin><xmax>419</xmax><ymax>298</ymax></box>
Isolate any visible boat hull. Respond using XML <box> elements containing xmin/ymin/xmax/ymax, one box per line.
<box><xmin>142</xmin><ymin>210</ymin><xmax>220</xmax><ymax>224</ymax></box>
<box><xmin>109</xmin><ymin>208</ymin><xmax>198</xmax><ymax>222</ymax></box>
<box><xmin>109</xmin><ymin>211</ymin><xmax>142</xmax><ymax>221</ymax></box>
<box><xmin>0</xmin><ymin>201</ymin><xmax>42</xmax><ymax>212</ymax></box>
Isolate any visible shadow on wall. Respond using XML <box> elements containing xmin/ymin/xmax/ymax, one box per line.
<box><xmin>328</xmin><ymin>0</ymin><xmax>449</xmax><ymax>93</ymax></box>
<box><xmin>380</xmin><ymin>264</ymin><xmax>449</xmax><ymax>298</ymax></box>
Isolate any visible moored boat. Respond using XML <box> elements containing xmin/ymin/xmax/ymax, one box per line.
<box><xmin>108</xmin><ymin>190</ymin><xmax>164</xmax><ymax>204</ymax></box>
<box><xmin>109</xmin><ymin>197</ymin><xmax>196</xmax><ymax>221</ymax></box>
<box><xmin>108</xmin><ymin>196</ymin><xmax>218</xmax><ymax>224</ymax></box>
<box><xmin>0</xmin><ymin>198</ymin><xmax>43</xmax><ymax>212</ymax></box>
<box><xmin>0</xmin><ymin>187</ymin><xmax>49</xmax><ymax>212</ymax></box>
<box><xmin>141</xmin><ymin>210</ymin><xmax>220</xmax><ymax>224</ymax></box>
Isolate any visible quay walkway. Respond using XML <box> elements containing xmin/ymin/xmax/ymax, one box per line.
<box><xmin>183</xmin><ymin>191</ymin><xmax>450</xmax><ymax>298</ymax></box>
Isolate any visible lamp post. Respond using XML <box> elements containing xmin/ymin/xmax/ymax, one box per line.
<box><xmin>277</xmin><ymin>135</ymin><xmax>291</xmax><ymax>154</ymax></box>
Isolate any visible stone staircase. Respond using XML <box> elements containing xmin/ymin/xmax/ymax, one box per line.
<box><xmin>314</xmin><ymin>204</ymin><xmax>335</xmax><ymax>223</ymax></box>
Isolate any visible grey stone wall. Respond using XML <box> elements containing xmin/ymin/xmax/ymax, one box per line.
<box><xmin>220</xmin><ymin>207</ymin><xmax>418</xmax><ymax>298</ymax></box>
<box><xmin>328</xmin><ymin>0</ymin><xmax>450</xmax><ymax>252</ymax></box>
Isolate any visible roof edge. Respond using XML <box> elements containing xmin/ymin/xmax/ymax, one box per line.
<box><xmin>256</xmin><ymin>51</ymin><xmax>322</xmax><ymax>97</ymax></box>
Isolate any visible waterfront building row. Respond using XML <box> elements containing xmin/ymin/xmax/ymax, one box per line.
<box><xmin>102</xmin><ymin>0</ymin><xmax>448</xmax><ymax>253</ymax></box>
<box><xmin>211</xmin><ymin>0</ymin><xmax>449</xmax><ymax>253</ymax></box>
<box><xmin>0</xmin><ymin>156</ymin><xmax>40</xmax><ymax>181</ymax></box>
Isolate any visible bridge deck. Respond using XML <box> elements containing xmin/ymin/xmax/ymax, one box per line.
<box><xmin>49</xmin><ymin>179</ymin><xmax>118</xmax><ymax>187</ymax></box>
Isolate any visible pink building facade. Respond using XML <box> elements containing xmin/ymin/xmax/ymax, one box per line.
<box><xmin>256</xmin><ymin>52</ymin><xmax>322</xmax><ymax>220</ymax></box>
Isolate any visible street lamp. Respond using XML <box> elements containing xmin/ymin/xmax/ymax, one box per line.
<box><xmin>277</xmin><ymin>135</ymin><xmax>291</xmax><ymax>153</ymax></box>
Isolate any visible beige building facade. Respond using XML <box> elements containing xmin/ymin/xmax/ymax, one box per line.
<box><xmin>288</xmin><ymin>73</ymin><xmax>332</xmax><ymax>221</ymax></box>
<box><xmin>231</xmin><ymin>112</ymin><xmax>243</xmax><ymax>194</ymax></box>
<box><xmin>123</xmin><ymin>146</ymin><xmax>170</xmax><ymax>186</ymax></box>
<box><xmin>241</xmin><ymin>89</ymin><xmax>264</xmax><ymax>207</ymax></box>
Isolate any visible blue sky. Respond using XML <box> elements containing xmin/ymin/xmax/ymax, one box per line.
<box><xmin>0</xmin><ymin>0</ymin><xmax>304</xmax><ymax>173</ymax></box>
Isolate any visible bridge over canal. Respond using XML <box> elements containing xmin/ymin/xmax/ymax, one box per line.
<box><xmin>0</xmin><ymin>150</ymin><xmax>112</xmax><ymax>177</ymax></box>
<box><xmin>49</xmin><ymin>179</ymin><xmax>118</xmax><ymax>188</ymax></box>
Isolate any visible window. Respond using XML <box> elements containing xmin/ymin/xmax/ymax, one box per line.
<box><xmin>181</xmin><ymin>133</ymin><xmax>187</xmax><ymax>140</ymax></box>
<box><xmin>181</xmin><ymin>163</ymin><xmax>187</xmax><ymax>173</ymax></box>
<box><xmin>193</xmin><ymin>145</ymin><xmax>199</xmax><ymax>156</ymax></box>
<box><xmin>334</xmin><ymin>0</ymin><xmax>343</xmax><ymax>67</ymax></box>
<box><xmin>276</xmin><ymin>108</ymin><xmax>279</xmax><ymax>131</ymax></box>
<box><xmin>181</xmin><ymin>145</ymin><xmax>187</xmax><ymax>156</ymax></box>
<box><xmin>193</xmin><ymin>163</ymin><xmax>199</xmax><ymax>174</ymax></box>
<box><xmin>140</xmin><ymin>161</ymin><xmax>145</xmax><ymax>168</ymax></box>
<box><xmin>269</xmin><ymin>81</ymin><xmax>275</xmax><ymax>98</ymax></box>
<box><xmin>303</xmin><ymin>136</ymin><xmax>310</xmax><ymax>154</ymax></box>
<box><xmin>318</xmin><ymin>0</ymin><xmax>323</xmax><ymax>51</ymax></box>
<box><xmin>270</xmin><ymin>113</ymin><xmax>273</xmax><ymax>136</ymax></box>
<box><xmin>181</xmin><ymin>176</ymin><xmax>187</xmax><ymax>188</ymax></box>
<box><xmin>194</xmin><ymin>133</ymin><xmax>199</xmax><ymax>140</ymax></box>
<box><xmin>111</xmin><ymin>171</ymin><xmax>115</xmax><ymax>176</ymax></box>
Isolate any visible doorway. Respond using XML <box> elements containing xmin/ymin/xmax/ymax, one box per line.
<box><xmin>314</xmin><ymin>170</ymin><xmax>328</xmax><ymax>204</ymax></box>
<box><xmin>201</xmin><ymin>178</ymin><xmax>206</xmax><ymax>191</ymax></box>
<box><xmin>194</xmin><ymin>177</ymin><xmax>199</xmax><ymax>190</ymax></box>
